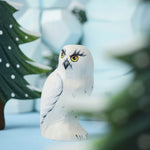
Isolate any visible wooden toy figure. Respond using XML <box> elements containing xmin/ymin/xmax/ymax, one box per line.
<box><xmin>0</xmin><ymin>1</ymin><xmax>50</xmax><ymax>130</ymax></box>
<box><xmin>40</xmin><ymin>45</ymin><xmax>94</xmax><ymax>141</ymax></box>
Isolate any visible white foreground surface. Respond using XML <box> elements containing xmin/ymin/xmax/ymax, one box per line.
<box><xmin>0</xmin><ymin>112</ymin><xmax>107</xmax><ymax>150</ymax></box>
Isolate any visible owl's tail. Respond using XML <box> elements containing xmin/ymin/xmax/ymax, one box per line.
<box><xmin>40</xmin><ymin>118</ymin><xmax>88</xmax><ymax>141</ymax></box>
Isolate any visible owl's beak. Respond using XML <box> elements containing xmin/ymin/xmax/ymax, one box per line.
<box><xmin>63</xmin><ymin>59</ymin><xmax>71</xmax><ymax>70</ymax></box>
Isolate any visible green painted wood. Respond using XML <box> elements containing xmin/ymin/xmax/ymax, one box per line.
<box><xmin>0</xmin><ymin>1</ymin><xmax>50</xmax><ymax>105</ymax></box>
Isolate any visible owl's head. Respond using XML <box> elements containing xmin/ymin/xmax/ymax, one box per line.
<box><xmin>58</xmin><ymin>45</ymin><xmax>94</xmax><ymax>79</ymax></box>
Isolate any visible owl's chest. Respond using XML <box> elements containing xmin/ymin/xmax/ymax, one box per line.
<box><xmin>62</xmin><ymin>78</ymin><xmax>92</xmax><ymax>98</ymax></box>
<box><xmin>52</xmin><ymin>77</ymin><xmax>92</xmax><ymax>118</ymax></box>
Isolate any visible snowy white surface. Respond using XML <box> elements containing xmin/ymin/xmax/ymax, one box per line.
<box><xmin>5</xmin><ymin>100</ymin><xmax>34</xmax><ymax>113</ymax></box>
<box><xmin>41</xmin><ymin>9</ymin><xmax>82</xmax><ymax>53</ymax></box>
<box><xmin>20</xmin><ymin>39</ymin><xmax>43</xmax><ymax>63</ymax></box>
<box><xmin>11</xmin><ymin>0</ymin><xmax>27</xmax><ymax>19</ymax></box>
<box><xmin>18</xmin><ymin>9</ymin><xmax>41</xmax><ymax>33</ymax></box>
<box><xmin>68</xmin><ymin>0</ymin><xmax>86</xmax><ymax>10</ymax></box>
<box><xmin>19</xmin><ymin>26</ymin><xmax>41</xmax><ymax>37</ymax></box>
<box><xmin>25</xmin><ymin>0</ymin><xmax>41</xmax><ymax>8</ymax></box>
<box><xmin>93</xmin><ymin>69</ymin><xmax>134</xmax><ymax>98</ymax></box>
<box><xmin>83</xmin><ymin>20</ymin><xmax>135</xmax><ymax>97</ymax></box>
<box><xmin>86</xmin><ymin>0</ymin><xmax>139</xmax><ymax>21</ymax></box>
<box><xmin>6</xmin><ymin>0</ymin><xmax>23</xmax><ymax>10</ymax></box>
<box><xmin>1</xmin><ymin>112</ymin><xmax>107</xmax><ymax>150</ymax></box>
<box><xmin>42</xmin><ymin>0</ymin><xmax>71</xmax><ymax>8</ymax></box>
<box><xmin>26</xmin><ymin>61</ymin><xmax>51</xmax><ymax>70</ymax></box>
<box><xmin>35</xmin><ymin>98</ymin><xmax>41</xmax><ymax>111</ymax></box>
<box><xmin>83</xmin><ymin>21</ymin><xmax>135</xmax><ymax>53</ymax></box>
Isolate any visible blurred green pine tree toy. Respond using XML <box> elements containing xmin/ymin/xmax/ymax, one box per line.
<box><xmin>72</xmin><ymin>7</ymin><xmax>87</xmax><ymax>24</ymax></box>
<box><xmin>0</xmin><ymin>1</ymin><xmax>50</xmax><ymax>130</ymax></box>
<box><xmin>94</xmin><ymin>36</ymin><xmax>150</xmax><ymax>150</ymax></box>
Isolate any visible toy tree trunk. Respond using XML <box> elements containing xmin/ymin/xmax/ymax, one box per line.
<box><xmin>0</xmin><ymin>99</ymin><xmax>5</xmax><ymax>130</ymax></box>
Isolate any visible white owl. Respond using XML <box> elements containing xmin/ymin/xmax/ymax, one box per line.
<box><xmin>40</xmin><ymin>45</ymin><xmax>94</xmax><ymax>141</ymax></box>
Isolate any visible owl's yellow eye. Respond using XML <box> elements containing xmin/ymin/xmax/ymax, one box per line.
<box><xmin>70</xmin><ymin>55</ymin><xmax>79</xmax><ymax>62</ymax></box>
<box><xmin>61</xmin><ymin>51</ymin><xmax>65</xmax><ymax>58</ymax></box>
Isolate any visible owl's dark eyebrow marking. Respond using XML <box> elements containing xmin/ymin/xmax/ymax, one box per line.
<box><xmin>70</xmin><ymin>49</ymin><xmax>86</xmax><ymax>57</ymax></box>
<box><xmin>62</xmin><ymin>49</ymin><xmax>66</xmax><ymax>55</ymax></box>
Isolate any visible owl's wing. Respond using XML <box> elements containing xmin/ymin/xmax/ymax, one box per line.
<box><xmin>40</xmin><ymin>72</ymin><xmax>63</xmax><ymax>124</ymax></box>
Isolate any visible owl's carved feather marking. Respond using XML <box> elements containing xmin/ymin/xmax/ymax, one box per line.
<box><xmin>70</xmin><ymin>49</ymin><xmax>86</xmax><ymax>57</ymax></box>
<box><xmin>61</xmin><ymin>49</ymin><xmax>66</xmax><ymax>55</ymax></box>
<box><xmin>40</xmin><ymin>73</ymin><xmax>63</xmax><ymax>124</ymax></box>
